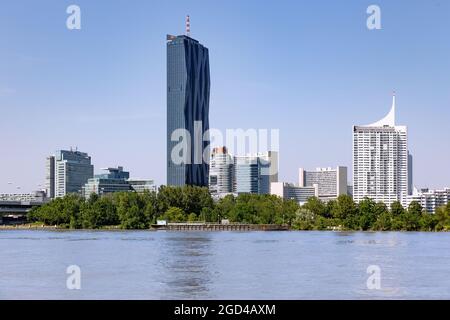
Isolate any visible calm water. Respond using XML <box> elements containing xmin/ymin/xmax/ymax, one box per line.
<box><xmin>0</xmin><ymin>230</ymin><xmax>449</xmax><ymax>299</ymax></box>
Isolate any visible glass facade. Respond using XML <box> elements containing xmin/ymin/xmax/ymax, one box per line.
<box><xmin>233</xmin><ymin>152</ymin><xmax>278</xmax><ymax>195</ymax></box>
<box><xmin>83</xmin><ymin>167</ymin><xmax>131</xmax><ymax>197</ymax></box>
<box><xmin>167</xmin><ymin>35</ymin><xmax>210</xmax><ymax>187</ymax></box>
<box><xmin>52</xmin><ymin>150</ymin><xmax>94</xmax><ymax>198</ymax></box>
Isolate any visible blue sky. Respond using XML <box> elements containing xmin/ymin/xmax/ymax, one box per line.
<box><xmin>1</xmin><ymin>0</ymin><xmax>449</xmax><ymax>193</ymax></box>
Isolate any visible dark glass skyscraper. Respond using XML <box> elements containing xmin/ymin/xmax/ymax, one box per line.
<box><xmin>166</xmin><ymin>33</ymin><xmax>210</xmax><ymax>187</ymax></box>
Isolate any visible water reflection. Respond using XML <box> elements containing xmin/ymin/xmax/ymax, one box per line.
<box><xmin>157</xmin><ymin>232</ymin><xmax>214</xmax><ymax>299</ymax></box>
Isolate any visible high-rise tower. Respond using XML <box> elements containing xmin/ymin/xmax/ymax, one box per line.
<box><xmin>46</xmin><ymin>149</ymin><xmax>94</xmax><ymax>198</ymax></box>
<box><xmin>166</xmin><ymin>17</ymin><xmax>210</xmax><ymax>187</ymax></box>
<box><xmin>353</xmin><ymin>93</ymin><xmax>409</xmax><ymax>207</ymax></box>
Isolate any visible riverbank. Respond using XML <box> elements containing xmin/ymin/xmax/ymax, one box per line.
<box><xmin>1</xmin><ymin>224</ymin><xmax>446</xmax><ymax>232</ymax></box>
<box><xmin>0</xmin><ymin>223</ymin><xmax>289</xmax><ymax>231</ymax></box>
<box><xmin>0</xmin><ymin>224</ymin><xmax>58</xmax><ymax>230</ymax></box>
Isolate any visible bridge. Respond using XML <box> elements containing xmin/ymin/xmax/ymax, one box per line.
<box><xmin>0</xmin><ymin>200</ymin><xmax>46</xmax><ymax>225</ymax></box>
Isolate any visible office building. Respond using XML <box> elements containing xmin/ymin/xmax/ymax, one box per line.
<box><xmin>404</xmin><ymin>187</ymin><xmax>450</xmax><ymax>214</ymax></box>
<box><xmin>353</xmin><ymin>94</ymin><xmax>409</xmax><ymax>207</ymax></box>
<box><xmin>234</xmin><ymin>151</ymin><xmax>278</xmax><ymax>195</ymax></box>
<box><xmin>82</xmin><ymin>166</ymin><xmax>157</xmax><ymax>197</ymax></box>
<box><xmin>209</xmin><ymin>147</ymin><xmax>234</xmax><ymax>196</ymax></box>
<box><xmin>46</xmin><ymin>149</ymin><xmax>94</xmax><ymax>198</ymax></box>
<box><xmin>45</xmin><ymin>156</ymin><xmax>55</xmax><ymax>198</ymax></box>
<box><xmin>83</xmin><ymin>167</ymin><xmax>131</xmax><ymax>197</ymax></box>
<box><xmin>347</xmin><ymin>185</ymin><xmax>353</xmax><ymax>198</ymax></box>
<box><xmin>271</xmin><ymin>182</ymin><xmax>318</xmax><ymax>205</ymax></box>
<box><xmin>166</xmin><ymin>17</ymin><xmax>210</xmax><ymax>187</ymax></box>
<box><xmin>299</xmin><ymin>166</ymin><xmax>347</xmax><ymax>201</ymax></box>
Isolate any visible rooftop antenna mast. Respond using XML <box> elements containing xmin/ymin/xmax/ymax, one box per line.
<box><xmin>392</xmin><ymin>90</ymin><xmax>396</xmax><ymax>108</ymax></box>
<box><xmin>186</xmin><ymin>15</ymin><xmax>190</xmax><ymax>37</ymax></box>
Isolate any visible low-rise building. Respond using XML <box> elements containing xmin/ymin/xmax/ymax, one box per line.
<box><xmin>299</xmin><ymin>166</ymin><xmax>347</xmax><ymax>201</ymax></box>
<box><xmin>271</xmin><ymin>182</ymin><xmax>318</xmax><ymax>205</ymax></box>
<box><xmin>128</xmin><ymin>179</ymin><xmax>157</xmax><ymax>193</ymax></box>
<box><xmin>83</xmin><ymin>167</ymin><xmax>131</xmax><ymax>197</ymax></box>
<box><xmin>0</xmin><ymin>190</ymin><xmax>48</xmax><ymax>202</ymax></box>
<box><xmin>82</xmin><ymin>166</ymin><xmax>157</xmax><ymax>197</ymax></box>
<box><xmin>404</xmin><ymin>187</ymin><xmax>450</xmax><ymax>213</ymax></box>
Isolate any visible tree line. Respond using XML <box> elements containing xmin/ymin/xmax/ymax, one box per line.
<box><xmin>28</xmin><ymin>186</ymin><xmax>450</xmax><ymax>231</ymax></box>
<box><xmin>295</xmin><ymin>195</ymin><xmax>449</xmax><ymax>231</ymax></box>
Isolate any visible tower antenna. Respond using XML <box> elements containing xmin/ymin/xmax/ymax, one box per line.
<box><xmin>186</xmin><ymin>15</ymin><xmax>190</xmax><ymax>37</ymax></box>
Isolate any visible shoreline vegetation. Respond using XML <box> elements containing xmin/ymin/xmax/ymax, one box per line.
<box><xmin>15</xmin><ymin>186</ymin><xmax>450</xmax><ymax>232</ymax></box>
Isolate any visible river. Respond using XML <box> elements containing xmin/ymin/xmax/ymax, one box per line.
<box><xmin>1</xmin><ymin>230</ymin><xmax>449</xmax><ymax>299</ymax></box>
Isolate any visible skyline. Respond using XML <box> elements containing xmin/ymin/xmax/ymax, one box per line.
<box><xmin>1</xmin><ymin>0</ymin><xmax>450</xmax><ymax>193</ymax></box>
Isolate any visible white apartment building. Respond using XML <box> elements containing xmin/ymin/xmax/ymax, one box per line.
<box><xmin>353</xmin><ymin>94</ymin><xmax>409</xmax><ymax>207</ymax></box>
<box><xmin>404</xmin><ymin>188</ymin><xmax>450</xmax><ymax>213</ymax></box>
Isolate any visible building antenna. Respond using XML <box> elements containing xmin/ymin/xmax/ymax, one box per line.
<box><xmin>392</xmin><ymin>90</ymin><xmax>396</xmax><ymax>109</ymax></box>
<box><xmin>186</xmin><ymin>15</ymin><xmax>190</xmax><ymax>37</ymax></box>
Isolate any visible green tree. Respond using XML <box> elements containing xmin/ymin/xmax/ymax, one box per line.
<box><xmin>200</xmin><ymin>206</ymin><xmax>214</xmax><ymax>222</ymax></box>
<box><xmin>436</xmin><ymin>203</ymin><xmax>450</xmax><ymax>231</ymax></box>
<box><xmin>419</xmin><ymin>212</ymin><xmax>438</xmax><ymax>231</ymax></box>
<box><xmin>282</xmin><ymin>199</ymin><xmax>300</xmax><ymax>226</ymax></box>
<box><xmin>292</xmin><ymin>208</ymin><xmax>315</xmax><ymax>230</ymax></box>
<box><xmin>331</xmin><ymin>195</ymin><xmax>358</xmax><ymax>229</ymax></box>
<box><xmin>140</xmin><ymin>190</ymin><xmax>158</xmax><ymax>224</ymax></box>
<box><xmin>187</xmin><ymin>212</ymin><xmax>197</xmax><ymax>222</ymax></box>
<box><xmin>373</xmin><ymin>211</ymin><xmax>393</xmax><ymax>231</ymax></box>
<box><xmin>390</xmin><ymin>201</ymin><xmax>405</xmax><ymax>216</ymax></box>
<box><xmin>408</xmin><ymin>201</ymin><xmax>423</xmax><ymax>216</ymax></box>
<box><xmin>157</xmin><ymin>185</ymin><xmax>213</xmax><ymax>216</ymax></box>
<box><xmin>115</xmin><ymin>192</ymin><xmax>150</xmax><ymax>229</ymax></box>
<box><xmin>28</xmin><ymin>194</ymin><xmax>84</xmax><ymax>227</ymax></box>
<box><xmin>214</xmin><ymin>194</ymin><xmax>236</xmax><ymax>222</ymax></box>
<box><xmin>358</xmin><ymin>197</ymin><xmax>379</xmax><ymax>230</ymax></box>
<box><xmin>303</xmin><ymin>197</ymin><xmax>328</xmax><ymax>218</ymax></box>
<box><xmin>397</xmin><ymin>201</ymin><xmax>422</xmax><ymax>231</ymax></box>
<box><xmin>81</xmin><ymin>195</ymin><xmax>118</xmax><ymax>229</ymax></box>
<box><xmin>163</xmin><ymin>207</ymin><xmax>186</xmax><ymax>222</ymax></box>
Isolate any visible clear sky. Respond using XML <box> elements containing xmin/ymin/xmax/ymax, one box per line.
<box><xmin>1</xmin><ymin>0</ymin><xmax>449</xmax><ymax>193</ymax></box>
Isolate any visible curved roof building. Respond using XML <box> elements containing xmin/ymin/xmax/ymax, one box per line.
<box><xmin>352</xmin><ymin>93</ymin><xmax>410</xmax><ymax>207</ymax></box>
